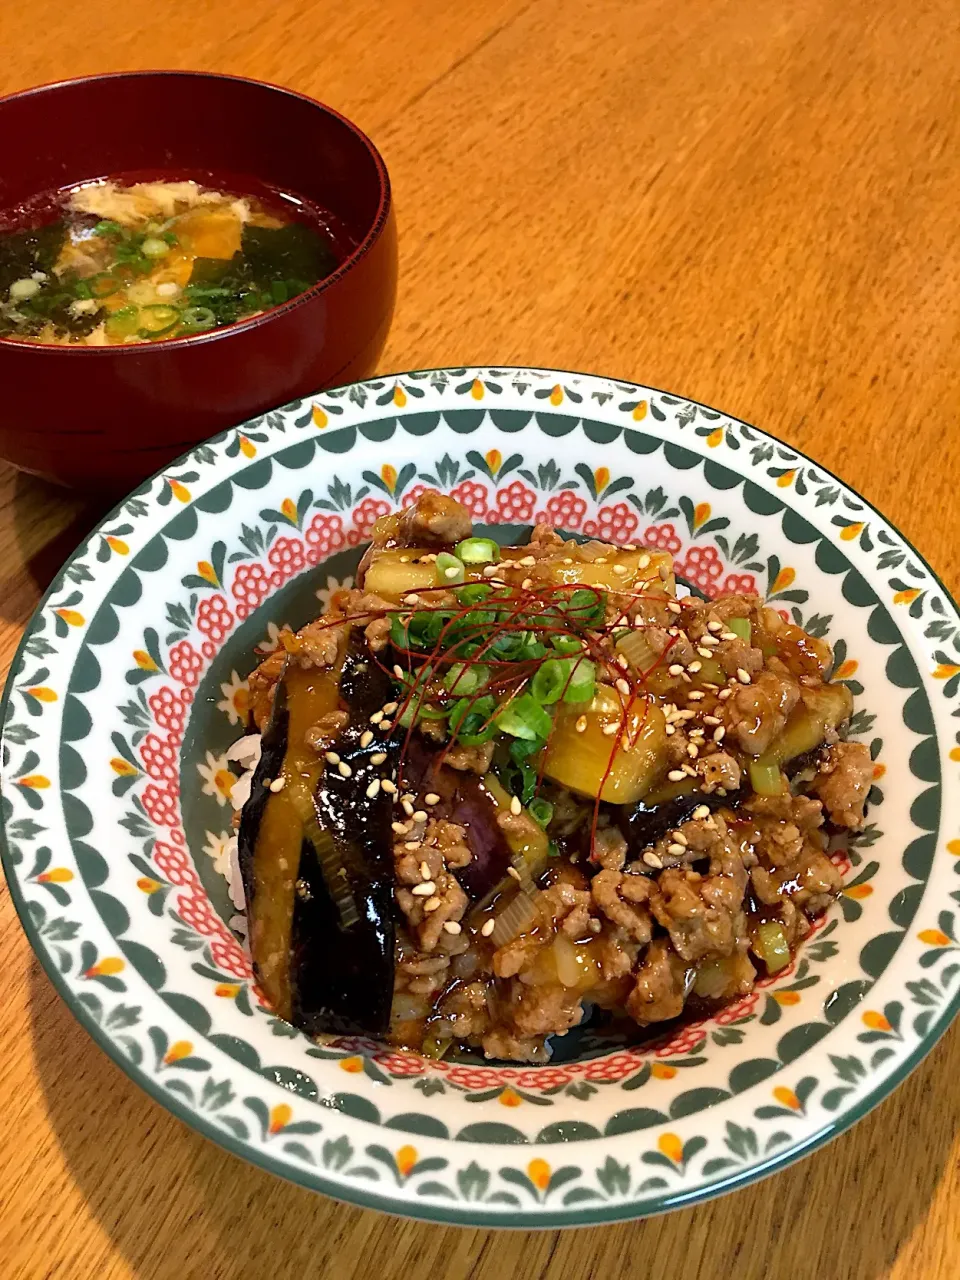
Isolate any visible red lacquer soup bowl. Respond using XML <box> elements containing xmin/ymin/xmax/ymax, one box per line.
<box><xmin>0</xmin><ymin>71</ymin><xmax>397</xmax><ymax>493</ymax></box>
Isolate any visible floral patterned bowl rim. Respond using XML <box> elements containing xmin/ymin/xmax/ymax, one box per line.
<box><xmin>2</xmin><ymin>365</ymin><xmax>959</xmax><ymax>1227</ymax></box>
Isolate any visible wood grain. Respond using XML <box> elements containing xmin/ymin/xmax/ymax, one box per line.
<box><xmin>0</xmin><ymin>1</ymin><xmax>958</xmax><ymax>1276</ymax></box>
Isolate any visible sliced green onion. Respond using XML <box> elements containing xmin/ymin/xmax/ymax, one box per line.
<box><xmin>495</xmin><ymin>693</ymin><xmax>553</xmax><ymax>741</ymax></box>
<box><xmin>453</xmin><ymin>537</ymin><xmax>500</xmax><ymax>565</ymax></box>
<box><xmin>561</xmin><ymin>588</ymin><xmax>606</xmax><ymax>626</ymax></box>
<box><xmin>270</xmin><ymin>279</ymin><xmax>289</xmax><ymax>304</ymax></box>
<box><xmin>104</xmin><ymin>306</ymin><xmax>140</xmax><ymax>339</ymax></box>
<box><xmin>444</xmin><ymin>662</ymin><xmax>489</xmax><ymax>695</ymax></box>
<box><xmin>180</xmin><ymin>305</ymin><xmax>217</xmax><ymax>332</ymax></box>
<box><xmin>93</xmin><ymin>220</ymin><xmax>124</xmax><ymax>238</ymax></box>
<box><xmin>456</xmin><ymin>583</ymin><xmax>493</xmax><ymax>606</ymax></box>
<box><xmin>162</xmin><ymin>230</ymin><xmax>179</xmax><ymax>246</ymax></box>
<box><xmin>141</xmin><ymin>237</ymin><xmax>171</xmax><ymax>259</ymax></box>
<box><xmin>528</xmin><ymin>798</ymin><xmax>554</xmax><ymax>828</ymax></box>
<box><xmin>531</xmin><ymin>659</ymin><xmax>566</xmax><ymax>705</ymax></box>
<box><xmin>89</xmin><ymin>273</ymin><xmax>121</xmax><ymax>298</ymax></box>
<box><xmin>755</xmin><ymin>921</ymin><xmax>791</xmax><ymax>973</ymax></box>
<box><xmin>9</xmin><ymin>278</ymin><xmax>40</xmax><ymax>301</ymax></box>
<box><xmin>727</xmin><ymin>617</ymin><xmax>752</xmax><ymax>643</ymax></box>
<box><xmin>449</xmin><ymin>694</ymin><xmax>497</xmax><ymax>744</ymax></box>
<box><xmin>748</xmin><ymin>757</ymin><xmax>783</xmax><ymax>796</ymax></box>
<box><xmin>138</xmin><ymin>304</ymin><xmax>180</xmax><ymax>336</ymax></box>
<box><xmin>561</xmin><ymin>656</ymin><xmax>596</xmax><ymax>703</ymax></box>
<box><xmin>436</xmin><ymin>552</ymin><xmax>465</xmax><ymax>585</ymax></box>
<box><xmin>550</xmin><ymin>634</ymin><xmax>584</xmax><ymax>656</ymax></box>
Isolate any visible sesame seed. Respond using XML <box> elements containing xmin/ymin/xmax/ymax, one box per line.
<box><xmin>616</xmin><ymin>653</ymin><xmax>629</xmax><ymax>669</ymax></box>
<box><xmin>665</xmin><ymin>724</ymin><xmax>676</xmax><ymax>736</ymax></box>
<box><xmin>687</xmin><ymin>661</ymin><xmax>702</xmax><ymax>673</ymax></box>
<box><xmin>404</xmin><ymin>840</ymin><xmax>421</xmax><ymax>850</ymax></box>
<box><xmin>615</xmin><ymin>677</ymin><xmax>631</xmax><ymax>696</ymax></box>
<box><xmin>736</xmin><ymin>668</ymin><xmax>752</xmax><ymax>684</ymax></box>
<box><xmin>718</xmin><ymin>688</ymin><xmax>734</xmax><ymax>700</ymax></box>
<box><xmin>668</xmin><ymin>663</ymin><xmax>684</xmax><ymax>676</ymax></box>
<box><xmin>392</xmin><ymin>821</ymin><xmax>408</xmax><ymax>834</ymax></box>
<box><xmin>382</xmin><ymin>701</ymin><xmax>398</xmax><ymax>715</ymax></box>
<box><xmin>369</xmin><ymin>711</ymin><xmax>383</xmax><ymax>724</ymax></box>
<box><xmin>667</xmin><ymin>769</ymin><xmax>686</xmax><ymax>782</ymax></box>
<box><xmin>643</xmin><ymin>850</ymin><xmax>664</xmax><ymax>869</ymax></box>
<box><xmin>360</xmin><ymin>729</ymin><xmax>374</xmax><ymax>748</ymax></box>
<box><xmin>425</xmin><ymin>792</ymin><xmax>440</xmax><ymax>805</ymax></box>
<box><xmin>595</xmin><ymin>557</ymin><xmax>607</xmax><ymax>565</ymax></box>
<box><xmin>423</xmin><ymin>897</ymin><xmax>441</xmax><ymax>912</ymax></box>
<box><xmin>667</xmin><ymin>601</ymin><xmax>682</xmax><ymax>614</ymax></box>
<box><xmin>713</xmin><ymin>726</ymin><xmax>726</xmax><ymax>742</ymax></box>
<box><xmin>687</xmin><ymin>743</ymin><xmax>699</xmax><ymax>758</ymax></box>
<box><xmin>482</xmin><ymin>564</ymin><xmax>499</xmax><ymax>577</ymax></box>
<box><xmin>507</xmin><ymin>866</ymin><xmax>522</xmax><ymax>882</ymax></box>
<box><xmin>615</xmin><ymin>614</ymin><xmax>630</xmax><ymax>627</ymax></box>
<box><xmin>659</xmin><ymin>563</ymin><xmax>671</xmax><ymax>581</ymax></box>
<box><xmin>667</xmin><ymin>842</ymin><xmax>686</xmax><ymax>856</ymax></box>
<box><xmin>481</xmin><ymin>918</ymin><xmax>496</xmax><ymax>937</ymax></box>
<box><xmin>370</xmin><ymin>752</ymin><xmax>387</xmax><ymax>765</ymax></box>
<box><xmin>721</xmin><ymin>631</ymin><xmax>740</xmax><ymax>642</ymax></box>
<box><xmin>688</xmin><ymin>690</ymin><xmax>705</xmax><ymax>701</ymax></box>
<box><xmin>563</xmin><ymin>557</ymin><xmax>574</xmax><ymax>566</ymax></box>
<box><xmin>444</xmin><ymin>566</ymin><xmax>460</xmax><ymax>579</ymax></box>
<box><xmin>366</xmin><ymin>779</ymin><xmax>381</xmax><ymax>798</ymax></box>
<box><xmin>338</xmin><ymin>761</ymin><xmax>352</xmax><ymax>777</ymax></box>
<box><xmin>613</xmin><ymin>563</ymin><xmax>629</xmax><ymax>576</ymax></box>
<box><xmin>399</xmin><ymin>555</ymin><xmax>411</xmax><ymax>563</ymax></box>
<box><xmin>443</xmin><ymin>921</ymin><xmax>462</xmax><ymax>935</ymax></box>
<box><xmin>420</xmin><ymin>861</ymin><xmax>432</xmax><ymax>880</ymax></box>
<box><xmin>692</xmin><ymin>804</ymin><xmax>711</xmax><ymax>820</ymax></box>
<box><xmin>381</xmin><ymin>779</ymin><xmax>397</xmax><ymax>795</ymax></box>
<box><xmin>703</xmin><ymin>715</ymin><xmax>721</xmax><ymax>725</ymax></box>
<box><xmin>696</xmin><ymin>647</ymin><xmax>713</xmax><ymax>659</ymax></box>
<box><xmin>672</xmin><ymin>831</ymin><xmax>688</xmax><ymax>846</ymax></box>
<box><xmin>325</xmin><ymin>751</ymin><xmax>340</xmax><ymax>764</ymax></box>
<box><xmin>412</xmin><ymin>810</ymin><xmax>429</xmax><ymax>823</ymax></box>
<box><xmin>638</xmin><ymin>554</ymin><xmax>651</xmax><ymax>569</ymax></box>
<box><xmin>707</xmin><ymin>620</ymin><xmax>722</xmax><ymax>633</ymax></box>
<box><xmin>411</xmin><ymin>881</ymin><xmax>436</xmax><ymax>897</ymax></box>
<box><xmin>510</xmin><ymin>795</ymin><xmax>522</xmax><ymax>815</ymax></box>
<box><xmin>682</xmin><ymin>764</ymin><xmax>697</xmax><ymax>776</ymax></box>
<box><xmin>269</xmin><ymin>776</ymin><xmax>286</xmax><ymax>793</ymax></box>
<box><xmin>700</xmin><ymin>634</ymin><xmax>719</xmax><ymax>648</ymax></box>
<box><xmin>403</xmin><ymin>594</ymin><xmax>420</xmax><ymax>605</ymax></box>
<box><xmin>402</xmin><ymin>799</ymin><xmax>415</xmax><ymax>816</ymax></box>
<box><xmin>521</xmin><ymin>577</ymin><xmax>533</xmax><ymax>590</ymax></box>
<box><xmin>520</xmin><ymin>555</ymin><xmax>536</xmax><ymax>567</ymax></box>
<box><xmin>602</xmin><ymin>722</ymin><xmax>619</xmax><ymax>736</ymax></box>
<box><xmin>576</xmin><ymin>715</ymin><xmax>588</xmax><ymax>733</ymax></box>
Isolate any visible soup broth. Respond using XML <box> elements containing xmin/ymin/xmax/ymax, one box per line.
<box><xmin>0</xmin><ymin>176</ymin><xmax>341</xmax><ymax>345</ymax></box>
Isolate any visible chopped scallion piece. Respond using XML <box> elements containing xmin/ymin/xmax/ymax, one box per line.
<box><xmin>755</xmin><ymin>921</ymin><xmax>791</xmax><ymax>973</ymax></box>
<box><xmin>528</xmin><ymin>798</ymin><xmax>554</xmax><ymax>829</ymax></box>
<box><xmin>727</xmin><ymin>617</ymin><xmax>752</xmax><ymax>643</ymax></box>
<box><xmin>141</xmin><ymin>237</ymin><xmax>171</xmax><ymax>259</ymax></box>
<box><xmin>444</xmin><ymin>662</ymin><xmax>489</xmax><ymax>695</ymax></box>
<box><xmin>560</xmin><ymin>656</ymin><xmax>596</xmax><ymax>703</ymax></box>
<box><xmin>436</xmin><ymin>552</ymin><xmax>465</xmax><ymax>585</ymax></box>
<box><xmin>453</xmin><ymin>536</ymin><xmax>500</xmax><ymax>565</ymax></box>
<box><xmin>748</xmin><ymin>757</ymin><xmax>783</xmax><ymax>796</ymax></box>
<box><xmin>495</xmin><ymin>694</ymin><xmax>553</xmax><ymax>741</ymax></box>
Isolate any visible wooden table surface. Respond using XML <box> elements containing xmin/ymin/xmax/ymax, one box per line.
<box><xmin>1</xmin><ymin>1</ymin><xmax>958</xmax><ymax>1276</ymax></box>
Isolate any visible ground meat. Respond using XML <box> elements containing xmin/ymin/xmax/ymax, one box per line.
<box><xmin>528</xmin><ymin>524</ymin><xmax>566</xmax><ymax>554</ymax></box>
<box><xmin>592</xmin><ymin>823</ymin><xmax>628</xmax><ymax>872</ymax></box>
<box><xmin>394</xmin><ymin>490</ymin><xmax>472</xmax><ymax>547</ymax></box>
<box><xmin>496</xmin><ymin>805</ymin><xmax>545</xmax><ymax>852</ymax></box>
<box><xmin>724</xmin><ymin>668</ymin><xmax>800</xmax><ymax>754</ymax></box>
<box><xmin>595</xmin><ymin>928</ymin><xmax>642</xmax><ymax>981</ymax></box>
<box><xmin>536</xmin><ymin>881</ymin><xmax>594</xmax><ymax>940</ymax></box>
<box><xmin>813</xmin><ymin>741</ymin><xmax>873</xmax><ymax>829</ymax></box>
<box><xmin>397</xmin><ymin>952</ymin><xmax>451</xmax><ymax>997</ymax></box>
<box><xmin>481</xmin><ymin>1027</ymin><xmax>550</xmax><ymax>1063</ymax></box>
<box><xmin>697</xmin><ymin>750</ymin><xmax>742</xmax><ymax>792</ymax></box>
<box><xmin>304</xmin><ymin>710</ymin><xmax>350</xmax><ymax>751</ymax></box>
<box><xmin>443</xmin><ymin>741</ymin><xmax>496</xmax><ymax>774</ymax></box>
<box><xmin>591</xmin><ymin>870</ymin><xmax>654</xmax><ymax>942</ymax></box>
<box><xmin>650</xmin><ymin>845</ymin><xmax>748</xmax><ymax>963</ymax></box>
<box><xmin>393</xmin><ymin>815</ymin><xmax>471</xmax><ymax>952</ymax></box>
<box><xmin>626</xmin><ymin>938</ymin><xmax>689</xmax><ymax>1024</ymax></box>
<box><xmin>437</xmin><ymin>981</ymin><xmax>492</xmax><ymax>1041</ymax></box>
<box><xmin>247</xmin><ymin>648</ymin><xmax>286</xmax><ymax>729</ymax></box>
<box><xmin>287</xmin><ymin>617</ymin><xmax>346</xmax><ymax>669</ymax></box>
<box><xmin>493</xmin><ymin>932</ymin><xmax>543</xmax><ymax>979</ymax></box>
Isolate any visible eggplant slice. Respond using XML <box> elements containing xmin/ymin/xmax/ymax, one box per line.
<box><xmin>238</xmin><ymin>631</ymin><xmax>398</xmax><ymax>1036</ymax></box>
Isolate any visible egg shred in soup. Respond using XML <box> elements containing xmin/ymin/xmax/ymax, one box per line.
<box><xmin>226</xmin><ymin>491</ymin><xmax>875</xmax><ymax>1063</ymax></box>
<box><xmin>0</xmin><ymin>178</ymin><xmax>340</xmax><ymax>345</ymax></box>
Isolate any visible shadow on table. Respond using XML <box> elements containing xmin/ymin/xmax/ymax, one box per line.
<box><xmin>29</xmin><ymin>952</ymin><xmax>958</xmax><ymax>1280</ymax></box>
<box><xmin>0</xmin><ymin>465</ymin><xmax>106</xmax><ymax>634</ymax></box>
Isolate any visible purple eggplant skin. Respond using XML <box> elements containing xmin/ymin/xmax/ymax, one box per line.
<box><xmin>618</xmin><ymin>787</ymin><xmax>744</xmax><ymax>855</ymax></box>
<box><xmin>237</xmin><ymin>634</ymin><xmax>399</xmax><ymax>1038</ymax></box>
<box><xmin>291</xmin><ymin>634</ymin><xmax>398</xmax><ymax>1037</ymax></box>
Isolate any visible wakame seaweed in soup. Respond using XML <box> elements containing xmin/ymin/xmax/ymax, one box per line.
<box><xmin>0</xmin><ymin>177</ymin><xmax>341</xmax><ymax>346</ymax></box>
